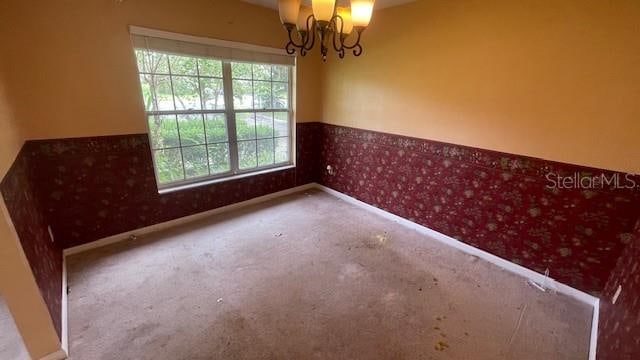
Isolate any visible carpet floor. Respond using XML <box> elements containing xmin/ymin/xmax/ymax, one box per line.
<box><xmin>67</xmin><ymin>189</ymin><xmax>593</xmax><ymax>360</ymax></box>
<box><xmin>0</xmin><ymin>296</ymin><xmax>29</xmax><ymax>360</ymax></box>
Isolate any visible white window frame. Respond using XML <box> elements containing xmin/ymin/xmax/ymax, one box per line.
<box><xmin>130</xmin><ymin>27</ymin><xmax>296</xmax><ymax>192</ymax></box>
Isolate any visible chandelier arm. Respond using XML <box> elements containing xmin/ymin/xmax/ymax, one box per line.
<box><xmin>352</xmin><ymin>43</ymin><xmax>363</xmax><ymax>56</ymax></box>
<box><xmin>285</xmin><ymin>25</ymin><xmax>306</xmax><ymax>55</ymax></box>
<box><xmin>341</xmin><ymin>28</ymin><xmax>362</xmax><ymax>50</ymax></box>
<box><xmin>302</xmin><ymin>15</ymin><xmax>317</xmax><ymax>51</ymax></box>
<box><xmin>330</xmin><ymin>15</ymin><xmax>346</xmax><ymax>59</ymax></box>
<box><xmin>340</xmin><ymin>28</ymin><xmax>363</xmax><ymax>57</ymax></box>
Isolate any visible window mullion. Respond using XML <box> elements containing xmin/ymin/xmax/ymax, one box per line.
<box><xmin>196</xmin><ymin>60</ymin><xmax>212</xmax><ymax>176</ymax></box>
<box><xmin>167</xmin><ymin>59</ymin><xmax>187</xmax><ymax>181</ymax></box>
<box><xmin>288</xmin><ymin>66</ymin><xmax>294</xmax><ymax>165</ymax></box>
<box><xmin>222</xmin><ymin>61</ymin><xmax>239</xmax><ymax>174</ymax></box>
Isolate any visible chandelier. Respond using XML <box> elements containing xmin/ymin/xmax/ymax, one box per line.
<box><xmin>277</xmin><ymin>0</ymin><xmax>375</xmax><ymax>61</ymax></box>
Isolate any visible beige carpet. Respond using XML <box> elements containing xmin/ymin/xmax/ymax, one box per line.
<box><xmin>67</xmin><ymin>189</ymin><xmax>592</xmax><ymax>360</ymax></box>
<box><xmin>0</xmin><ymin>295</ymin><xmax>29</xmax><ymax>360</ymax></box>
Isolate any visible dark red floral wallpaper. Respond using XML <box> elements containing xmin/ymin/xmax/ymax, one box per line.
<box><xmin>598</xmin><ymin>223</ymin><xmax>640</xmax><ymax>360</ymax></box>
<box><xmin>317</xmin><ymin>124</ymin><xmax>640</xmax><ymax>295</ymax></box>
<box><xmin>24</xmin><ymin>123</ymin><xmax>320</xmax><ymax>249</ymax></box>
<box><xmin>0</xmin><ymin>123</ymin><xmax>319</xmax><ymax>338</ymax></box>
<box><xmin>3</xmin><ymin>121</ymin><xmax>639</xmax><ymax>351</ymax></box>
<box><xmin>1</xmin><ymin>150</ymin><xmax>63</xmax><ymax>337</ymax></box>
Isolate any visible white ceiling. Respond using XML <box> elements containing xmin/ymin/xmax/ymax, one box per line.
<box><xmin>242</xmin><ymin>0</ymin><xmax>416</xmax><ymax>11</ymax></box>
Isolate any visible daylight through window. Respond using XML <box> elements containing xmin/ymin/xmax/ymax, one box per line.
<box><xmin>134</xmin><ymin>42</ymin><xmax>293</xmax><ymax>189</ymax></box>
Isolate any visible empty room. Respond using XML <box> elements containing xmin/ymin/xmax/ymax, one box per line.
<box><xmin>0</xmin><ymin>0</ymin><xmax>638</xmax><ymax>359</ymax></box>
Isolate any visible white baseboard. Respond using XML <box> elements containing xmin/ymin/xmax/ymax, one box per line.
<box><xmin>61</xmin><ymin>181</ymin><xmax>599</xmax><ymax>359</ymax></box>
<box><xmin>38</xmin><ymin>349</ymin><xmax>67</xmax><ymax>360</ymax></box>
<box><xmin>63</xmin><ymin>183</ymin><xmax>316</xmax><ymax>256</ymax></box>
<box><xmin>61</xmin><ymin>258</ymin><xmax>68</xmax><ymax>356</ymax></box>
<box><xmin>313</xmin><ymin>184</ymin><xmax>599</xmax><ymax>360</ymax></box>
<box><xmin>589</xmin><ymin>298</ymin><xmax>600</xmax><ymax>360</ymax></box>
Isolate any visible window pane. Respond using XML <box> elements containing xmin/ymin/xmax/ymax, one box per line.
<box><xmin>208</xmin><ymin>143</ymin><xmax>230</xmax><ymax>174</ymax></box>
<box><xmin>253</xmin><ymin>80</ymin><xmax>272</xmax><ymax>109</ymax></box>
<box><xmin>256</xmin><ymin>112</ymin><xmax>274</xmax><ymax>139</ymax></box>
<box><xmin>139</xmin><ymin>74</ymin><xmax>173</xmax><ymax>111</ymax></box>
<box><xmin>178</xmin><ymin>114</ymin><xmax>205</xmax><ymax>145</ymax></box>
<box><xmin>253</xmin><ymin>64</ymin><xmax>271</xmax><ymax>81</ymax></box>
<box><xmin>257</xmin><ymin>138</ymin><xmax>275</xmax><ymax>166</ymax></box>
<box><xmin>274</xmin><ymin>112</ymin><xmax>289</xmax><ymax>137</ymax></box>
<box><xmin>231</xmin><ymin>62</ymin><xmax>252</xmax><ymax>79</ymax></box>
<box><xmin>135</xmin><ymin>50</ymin><xmax>148</xmax><ymax>73</ymax></box>
<box><xmin>232</xmin><ymin>80</ymin><xmax>253</xmax><ymax>109</ymax></box>
<box><xmin>236</xmin><ymin>113</ymin><xmax>256</xmax><ymax>140</ymax></box>
<box><xmin>182</xmin><ymin>145</ymin><xmax>209</xmax><ymax>179</ymax></box>
<box><xmin>275</xmin><ymin>137</ymin><xmax>290</xmax><ymax>163</ymax></box>
<box><xmin>139</xmin><ymin>74</ymin><xmax>155</xmax><ymax>111</ymax></box>
<box><xmin>204</xmin><ymin>114</ymin><xmax>228</xmax><ymax>143</ymax></box>
<box><xmin>172</xmin><ymin>76</ymin><xmax>201</xmax><ymax>110</ymax></box>
<box><xmin>145</xmin><ymin>51</ymin><xmax>169</xmax><ymax>74</ymax></box>
<box><xmin>200</xmin><ymin>78</ymin><xmax>225</xmax><ymax>110</ymax></box>
<box><xmin>154</xmin><ymin>148</ymin><xmax>184</xmax><ymax>184</ymax></box>
<box><xmin>238</xmin><ymin>140</ymin><xmax>257</xmax><ymax>170</ymax></box>
<box><xmin>168</xmin><ymin>55</ymin><xmax>197</xmax><ymax>75</ymax></box>
<box><xmin>148</xmin><ymin>115</ymin><xmax>179</xmax><ymax>149</ymax></box>
<box><xmin>273</xmin><ymin>82</ymin><xmax>288</xmax><ymax>109</ymax></box>
<box><xmin>198</xmin><ymin>58</ymin><xmax>223</xmax><ymax>77</ymax></box>
<box><xmin>272</xmin><ymin>65</ymin><xmax>289</xmax><ymax>82</ymax></box>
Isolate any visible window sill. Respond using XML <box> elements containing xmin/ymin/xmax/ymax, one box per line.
<box><xmin>157</xmin><ymin>164</ymin><xmax>296</xmax><ymax>195</ymax></box>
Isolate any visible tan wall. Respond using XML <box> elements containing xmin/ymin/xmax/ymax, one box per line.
<box><xmin>0</xmin><ymin>73</ymin><xmax>22</xmax><ymax>177</ymax></box>
<box><xmin>0</xmin><ymin>66</ymin><xmax>61</xmax><ymax>359</ymax></box>
<box><xmin>322</xmin><ymin>0</ymin><xmax>640</xmax><ymax>173</ymax></box>
<box><xmin>0</xmin><ymin>0</ymin><xmax>322</xmax><ymax>140</ymax></box>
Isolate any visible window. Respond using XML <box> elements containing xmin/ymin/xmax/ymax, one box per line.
<box><xmin>132</xmin><ymin>31</ymin><xmax>294</xmax><ymax>189</ymax></box>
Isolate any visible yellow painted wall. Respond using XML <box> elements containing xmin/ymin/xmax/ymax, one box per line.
<box><xmin>322</xmin><ymin>0</ymin><xmax>640</xmax><ymax>173</ymax></box>
<box><xmin>0</xmin><ymin>0</ymin><xmax>322</xmax><ymax>140</ymax></box>
<box><xmin>0</xmin><ymin>66</ymin><xmax>62</xmax><ymax>359</ymax></box>
<box><xmin>0</xmin><ymin>74</ymin><xmax>22</xmax><ymax>177</ymax></box>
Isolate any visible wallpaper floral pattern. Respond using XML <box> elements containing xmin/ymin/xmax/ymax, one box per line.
<box><xmin>0</xmin><ymin>124</ymin><xmax>318</xmax><ymax>336</ymax></box>
<box><xmin>24</xmin><ymin>124</ymin><xmax>319</xmax><ymax>249</ymax></box>
<box><xmin>318</xmin><ymin>124</ymin><xmax>640</xmax><ymax>294</ymax></box>
<box><xmin>598</xmin><ymin>223</ymin><xmax>640</xmax><ymax>360</ymax></box>
<box><xmin>0</xmin><ymin>151</ymin><xmax>63</xmax><ymax>337</ymax></box>
<box><xmin>2</xmin><ymin>121</ymin><xmax>639</xmax><ymax>351</ymax></box>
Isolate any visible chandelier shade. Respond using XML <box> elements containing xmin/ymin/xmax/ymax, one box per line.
<box><xmin>297</xmin><ymin>6</ymin><xmax>314</xmax><ymax>31</ymax></box>
<box><xmin>350</xmin><ymin>0</ymin><xmax>375</xmax><ymax>27</ymax></box>
<box><xmin>336</xmin><ymin>7</ymin><xmax>353</xmax><ymax>35</ymax></box>
<box><xmin>277</xmin><ymin>0</ymin><xmax>375</xmax><ymax>61</ymax></box>
<box><xmin>278</xmin><ymin>0</ymin><xmax>300</xmax><ymax>25</ymax></box>
<box><xmin>312</xmin><ymin>0</ymin><xmax>336</xmax><ymax>22</ymax></box>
